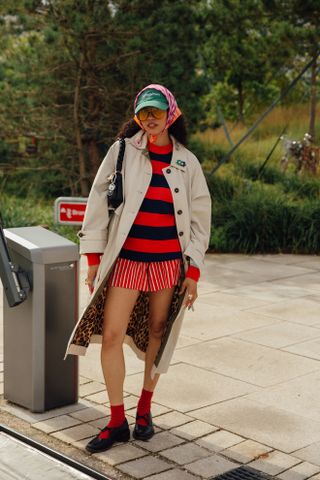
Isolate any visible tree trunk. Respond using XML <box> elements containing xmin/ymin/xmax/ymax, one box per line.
<box><xmin>309</xmin><ymin>53</ymin><xmax>317</xmax><ymax>143</ymax></box>
<box><xmin>88</xmin><ymin>139</ymin><xmax>100</xmax><ymax>181</ymax></box>
<box><xmin>86</xmin><ymin>35</ymin><xmax>101</xmax><ymax>179</ymax></box>
<box><xmin>74</xmin><ymin>54</ymin><xmax>89</xmax><ymax>197</ymax></box>
<box><xmin>237</xmin><ymin>81</ymin><xmax>245</xmax><ymax>124</ymax></box>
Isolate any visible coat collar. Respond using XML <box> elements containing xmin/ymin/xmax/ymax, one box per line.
<box><xmin>126</xmin><ymin>130</ymin><xmax>187</xmax><ymax>172</ymax></box>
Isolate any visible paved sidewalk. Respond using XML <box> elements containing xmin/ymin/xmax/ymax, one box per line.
<box><xmin>1</xmin><ymin>253</ymin><xmax>320</xmax><ymax>479</ymax></box>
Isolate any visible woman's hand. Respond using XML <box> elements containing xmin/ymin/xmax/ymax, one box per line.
<box><xmin>179</xmin><ymin>277</ymin><xmax>198</xmax><ymax>310</ymax></box>
<box><xmin>85</xmin><ymin>264</ymin><xmax>99</xmax><ymax>294</ymax></box>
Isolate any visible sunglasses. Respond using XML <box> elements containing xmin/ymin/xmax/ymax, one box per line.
<box><xmin>137</xmin><ymin>107</ymin><xmax>167</xmax><ymax>121</ymax></box>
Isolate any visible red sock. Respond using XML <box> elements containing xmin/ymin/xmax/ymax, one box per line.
<box><xmin>137</xmin><ymin>389</ymin><xmax>153</xmax><ymax>426</ymax></box>
<box><xmin>99</xmin><ymin>404</ymin><xmax>125</xmax><ymax>439</ymax></box>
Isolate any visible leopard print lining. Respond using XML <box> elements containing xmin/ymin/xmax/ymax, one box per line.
<box><xmin>70</xmin><ymin>269</ymin><xmax>185</xmax><ymax>359</ymax></box>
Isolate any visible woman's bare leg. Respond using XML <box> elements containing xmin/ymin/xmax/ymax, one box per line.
<box><xmin>143</xmin><ymin>287</ymin><xmax>176</xmax><ymax>392</ymax></box>
<box><xmin>101</xmin><ymin>287</ymin><xmax>140</xmax><ymax>405</ymax></box>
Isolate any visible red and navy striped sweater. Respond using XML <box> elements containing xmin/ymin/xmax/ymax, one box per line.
<box><xmin>86</xmin><ymin>141</ymin><xmax>200</xmax><ymax>281</ymax></box>
<box><xmin>119</xmin><ymin>142</ymin><xmax>181</xmax><ymax>262</ymax></box>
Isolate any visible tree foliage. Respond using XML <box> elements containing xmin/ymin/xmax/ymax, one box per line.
<box><xmin>203</xmin><ymin>0</ymin><xmax>319</xmax><ymax>129</ymax></box>
<box><xmin>0</xmin><ymin>0</ymin><xmax>208</xmax><ymax>196</ymax></box>
<box><xmin>0</xmin><ymin>0</ymin><xmax>319</xmax><ymax>198</ymax></box>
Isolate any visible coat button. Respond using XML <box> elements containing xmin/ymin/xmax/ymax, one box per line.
<box><xmin>177</xmin><ymin>210</ymin><xmax>183</xmax><ymax>215</ymax></box>
<box><xmin>166</xmin><ymin>168</ymin><xmax>171</xmax><ymax>173</ymax></box>
<box><xmin>179</xmin><ymin>231</ymin><xmax>184</xmax><ymax>236</ymax></box>
<box><xmin>174</xmin><ymin>188</ymin><xmax>179</xmax><ymax>193</ymax></box>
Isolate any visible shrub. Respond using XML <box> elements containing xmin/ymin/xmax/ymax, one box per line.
<box><xmin>209</xmin><ymin>186</ymin><xmax>320</xmax><ymax>254</ymax></box>
<box><xmin>287</xmin><ymin>201</ymin><xmax>320</xmax><ymax>253</ymax></box>
<box><xmin>206</xmin><ymin>173</ymin><xmax>239</xmax><ymax>201</ymax></box>
<box><xmin>281</xmin><ymin>174</ymin><xmax>320</xmax><ymax>200</ymax></box>
<box><xmin>189</xmin><ymin>138</ymin><xmax>227</xmax><ymax>164</ymax></box>
<box><xmin>2</xmin><ymin>165</ymin><xmax>72</xmax><ymax>199</ymax></box>
<box><xmin>236</xmin><ymin>160</ymin><xmax>285</xmax><ymax>184</ymax></box>
<box><xmin>1</xmin><ymin>194</ymin><xmax>78</xmax><ymax>243</ymax></box>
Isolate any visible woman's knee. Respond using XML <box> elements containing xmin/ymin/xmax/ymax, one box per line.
<box><xmin>102</xmin><ymin>328</ymin><xmax>123</xmax><ymax>349</ymax></box>
<box><xmin>149</xmin><ymin>318</ymin><xmax>167</xmax><ymax>339</ymax></box>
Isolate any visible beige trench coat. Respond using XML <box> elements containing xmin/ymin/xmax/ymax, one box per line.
<box><xmin>65</xmin><ymin>130</ymin><xmax>211</xmax><ymax>378</ymax></box>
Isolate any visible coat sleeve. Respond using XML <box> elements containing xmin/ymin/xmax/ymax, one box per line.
<box><xmin>77</xmin><ymin>141</ymin><xmax>119</xmax><ymax>254</ymax></box>
<box><xmin>184</xmin><ymin>159</ymin><xmax>212</xmax><ymax>268</ymax></box>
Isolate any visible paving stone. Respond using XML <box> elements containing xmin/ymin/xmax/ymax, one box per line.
<box><xmin>32</xmin><ymin>414</ymin><xmax>81</xmax><ymax>433</ymax></box>
<box><xmin>170</xmin><ymin>421</ymin><xmax>218</xmax><ymax>440</ymax></box>
<box><xmin>223</xmin><ymin>439</ymin><xmax>273</xmax><ymax>463</ymax></box>
<box><xmin>71</xmin><ymin>438</ymin><xmax>89</xmax><ymax>452</ymax></box>
<box><xmin>95</xmin><ymin>443</ymin><xmax>146</xmax><ymax>466</ymax></box>
<box><xmin>127</xmin><ymin>403</ymin><xmax>171</xmax><ymax>417</ymax></box>
<box><xmin>145</xmin><ymin>468</ymin><xmax>200</xmax><ymax>479</ymax></box>
<box><xmin>185</xmin><ymin>454</ymin><xmax>238</xmax><ymax>477</ymax></box>
<box><xmin>191</xmin><ymin>397</ymin><xmax>320</xmax><ymax>452</ymax></box>
<box><xmin>0</xmin><ymin>362</ymin><xmax>3</xmax><ymax>373</ymax></box>
<box><xmin>0</xmin><ymin>372</ymin><xmax>3</xmax><ymax>382</ymax></box>
<box><xmin>176</xmin><ymin>335</ymin><xmax>202</xmax><ymax>349</ymax></box>
<box><xmin>79</xmin><ymin>376</ymin><xmax>91</xmax><ymax>385</ymax></box>
<box><xmin>223</xmin><ymin>281</ymin><xmax>313</xmax><ymax>302</ymax></box>
<box><xmin>245</xmin><ymin>370</ymin><xmax>320</xmax><ymax>423</ymax></box>
<box><xmin>127</xmin><ymin>363</ymin><xmax>257</xmax><ymax>412</ymax></box>
<box><xmin>88</xmin><ymin>417</ymin><xmax>111</xmax><ymax>430</ymax></box>
<box><xmin>117</xmin><ymin>456</ymin><xmax>171</xmax><ymax>479</ymax></box>
<box><xmin>51</xmin><ymin>423</ymin><xmax>98</xmax><ymax>443</ymax></box>
<box><xmin>124</xmin><ymin>394</ymin><xmax>139</xmax><ymax>410</ymax></box>
<box><xmin>309</xmin><ymin>474</ymin><xmax>320</xmax><ymax>479</ymax></box>
<box><xmin>79</xmin><ymin>381</ymin><xmax>106</xmax><ymax>397</ymax></box>
<box><xmin>84</xmin><ymin>391</ymin><xmax>109</xmax><ymax>404</ymax></box>
<box><xmin>0</xmin><ymin>383</ymin><xmax>3</xmax><ymax>395</ymax></box>
<box><xmin>160</xmin><ymin>443</ymin><xmax>210</xmax><ymax>465</ymax></box>
<box><xmin>154</xmin><ymin>412</ymin><xmax>193</xmax><ymax>430</ymax></box>
<box><xmin>152</xmin><ymin>404</ymin><xmax>172</xmax><ymax>416</ymax></box>
<box><xmin>247</xmin><ymin>297</ymin><xmax>320</xmax><ymax>326</ymax></box>
<box><xmin>196</xmin><ymin>430</ymin><xmax>244</xmax><ymax>452</ymax></box>
<box><xmin>294</xmin><ymin>442</ymin><xmax>320</xmax><ymax>466</ymax></box>
<box><xmin>179</xmin><ymin>303</ymin><xmax>280</xmax><ymax>341</ymax></box>
<box><xmin>234</xmin><ymin>321</ymin><xmax>320</xmax><ymax>349</ymax></box>
<box><xmin>277</xmin><ymin>462</ymin><xmax>320</xmax><ymax>480</ymax></box>
<box><xmin>284</xmin><ymin>337</ymin><xmax>320</xmax><ymax>360</ymax></box>
<box><xmin>70</xmin><ymin>405</ymin><xmax>107</xmax><ymax>422</ymax></box>
<box><xmin>197</xmin><ymin>291</ymin><xmax>268</xmax><ymax>310</ymax></box>
<box><xmin>220</xmin><ymin>258</ymin><xmax>312</xmax><ymax>278</ymax></box>
<box><xmin>134</xmin><ymin>431</ymin><xmax>184</xmax><ymax>452</ymax></box>
<box><xmin>174</xmin><ymin>337</ymin><xmax>320</xmax><ymax>388</ymax></box>
<box><xmin>248</xmin><ymin>450</ymin><xmax>301</xmax><ymax>476</ymax></box>
<box><xmin>1</xmin><ymin>400</ymin><xmax>89</xmax><ymax>424</ymax></box>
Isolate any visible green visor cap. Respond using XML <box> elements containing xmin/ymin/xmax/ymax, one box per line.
<box><xmin>135</xmin><ymin>89</ymin><xmax>169</xmax><ymax>114</ymax></box>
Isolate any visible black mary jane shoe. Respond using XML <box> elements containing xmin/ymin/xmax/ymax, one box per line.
<box><xmin>85</xmin><ymin>419</ymin><xmax>130</xmax><ymax>453</ymax></box>
<box><xmin>133</xmin><ymin>412</ymin><xmax>155</xmax><ymax>441</ymax></box>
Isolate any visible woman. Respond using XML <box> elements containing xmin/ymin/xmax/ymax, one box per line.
<box><xmin>65</xmin><ymin>84</ymin><xmax>211</xmax><ymax>453</ymax></box>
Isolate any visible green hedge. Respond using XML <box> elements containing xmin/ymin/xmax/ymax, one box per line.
<box><xmin>210</xmin><ymin>186</ymin><xmax>320</xmax><ymax>254</ymax></box>
<box><xmin>3</xmin><ymin>175</ymin><xmax>320</xmax><ymax>255</ymax></box>
<box><xmin>1</xmin><ymin>194</ymin><xmax>79</xmax><ymax>244</ymax></box>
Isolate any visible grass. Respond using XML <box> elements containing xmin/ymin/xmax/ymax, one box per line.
<box><xmin>195</xmin><ymin>103</ymin><xmax>319</xmax><ymax>169</ymax></box>
<box><xmin>194</xmin><ymin>102</ymin><xmax>320</xmax><ymax>253</ymax></box>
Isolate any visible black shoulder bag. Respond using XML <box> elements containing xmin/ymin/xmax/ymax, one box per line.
<box><xmin>106</xmin><ymin>138</ymin><xmax>125</xmax><ymax>211</ymax></box>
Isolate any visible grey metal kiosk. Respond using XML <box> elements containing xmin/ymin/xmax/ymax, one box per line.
<box><xmin>3</xmin><ymin>226</ymin><xmax>79</xmax><ymax>412</ymax></box>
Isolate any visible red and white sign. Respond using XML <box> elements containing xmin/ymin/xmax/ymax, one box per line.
<box><xmin>54</xmin><ymin>197</ymin><xmax>88</xmax><ymax>225</ymax></box>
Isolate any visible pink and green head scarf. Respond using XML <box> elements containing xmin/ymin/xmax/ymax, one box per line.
<box><xmin>133</xmin><ymin>84</ymin><xmax>182</xmax><ymax>134</ymax></box>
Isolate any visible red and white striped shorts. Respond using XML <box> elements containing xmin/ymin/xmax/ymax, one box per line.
<box><xmin>107</xmin><ymin>258</ymin><xmax>182</xmax><ymax>292</ymax></box>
